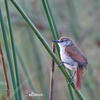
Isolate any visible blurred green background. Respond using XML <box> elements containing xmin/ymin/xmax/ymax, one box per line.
<box><xmin>0</xmin><ymin>0</ymin><xmax>100</xmax><ymax>100</ymax></box>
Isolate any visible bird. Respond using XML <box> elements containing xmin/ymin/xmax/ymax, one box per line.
<box><xmin>53</xmin><ymin>36</ymin><xmax>88</xmax><ymax>89</ymax></box>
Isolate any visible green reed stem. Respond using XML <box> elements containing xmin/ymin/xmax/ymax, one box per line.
<box><xmin>5</xmin><ymin>0</ymin><xmax>22</xmax><ymax>100</ymax></box>
<box><xmin>68</xmin><ymin>84</ymin><xmax>74</xmax><ymax>100</ymax></box>
<box><xmin>42</xmin><ymin>0</ymin><xmax>60</xmax><ymax>39</ymax></box>
<box><xmin>10</xmin><ymin>0</ymin><xmax>85</xmax><ymax>99</ymax></box>
<box><xmin>42</xmin><ymin>0</ymin><xmax>60</xmax><ymax>56</ymax></box>
<box><xmin>0</xmin><ymin>8</ymin><xmax>18</xmax><ymax>100</ymax></box>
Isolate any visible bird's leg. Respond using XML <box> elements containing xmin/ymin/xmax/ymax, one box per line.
<box><xmin>67</xmin><ymin>71</ymin><xmax>76</xmax><ymax>85</ymax></box>
<box><xmin>59</xmin><ymin>61</ymin><xmax>76</xmax><ymax>84</ymax></box>
<box><xmin>71</xmin><ymin>71</ymin><xmax>76</xmax><ymax>82</ymax></box>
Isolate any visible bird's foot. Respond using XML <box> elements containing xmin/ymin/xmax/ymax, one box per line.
<box><xmin>71</xmin><ymin>72</ymin><xmax>75</xmax><ymax>83</ymax></box>
<box><xmin>59</xmin><ymin>62</ymin><xmax>63</xmax><ymax>67</ymax></box>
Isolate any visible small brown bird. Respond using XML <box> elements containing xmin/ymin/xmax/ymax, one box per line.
<box><xmin>53</xmin><ymin>36</ymin><xmax>88</xmax><ymax>89</ymax></box>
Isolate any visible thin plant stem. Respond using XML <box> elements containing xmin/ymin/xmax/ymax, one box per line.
<box><xmin>15</xmin><ymin>47</ymin><xmax>39</xmax><ymax>100</ymax></box>
<box><xmin>0</xmin><ymin>43</ymin><xmax>11</xmax><ymax>100</ymax></box>
<box><xmin>42</xmin><ymin>0</ymin><xmax>60</xmax><ymax>56</ymax></box>
<box><xmin>42</xmin><ymin>0</ymin><xmax>60</xmax><ymax>39</ymax></box>
<box><xmin>10</xmin><ymin>0</ymin><xmax>85</xmax><ymax>99</ymax></box>
<box><xmin>67</xmin><ymin>84</ymin><xmax>74</xmax><ymax>100</ymax></box>
<box><xmin>5</xmin><ymin>0</ymin><xmax>22</xmax><ymax>100</ymax></box>
<box><xmin>0</xmin><ymin>8</ymin><xmax>18</xmax><ymax>100</ymax></box>
<box><xmin>49</xmin><ymin>43</ymin><xmax>55</xmax><ymax>100</ymax></box>
<box><xmin>67</xmin><ymin>70</ymin><xmax>75</xmax><ymax>100</ymax></box>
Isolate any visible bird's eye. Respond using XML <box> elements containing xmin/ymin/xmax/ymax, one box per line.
<box><xmin>60</xmin><ymin>40</ymin><xmax>64</xmax><ymax>42</ymax></box>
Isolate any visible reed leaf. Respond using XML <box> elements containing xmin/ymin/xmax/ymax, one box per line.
<box><xmin>42</xmin><ymin>0</ymin><xmax>60</xmax><ymax>56</ymax></box>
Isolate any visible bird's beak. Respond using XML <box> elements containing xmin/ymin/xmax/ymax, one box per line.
<box><xmin>52</xmin><ymin>40</ymin><xmax>62</xmax><ymax>43</ymax></box>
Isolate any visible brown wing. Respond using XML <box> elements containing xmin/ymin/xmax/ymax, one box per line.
<box><xmin>65</xmin><ymin>44</ymin><xmax>88</xmax><ymax>67</ymax></box>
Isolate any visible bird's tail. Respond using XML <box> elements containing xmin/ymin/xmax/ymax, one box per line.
<box><xmin>75</xmin><ymin>67</ymin><xmax>84</xmax><ymax>89</ymax></box>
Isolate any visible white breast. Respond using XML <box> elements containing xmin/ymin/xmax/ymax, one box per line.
<box><xmin>60</xmin><ymin>47</ymin><xmax>78</xmax><ymax>70</ymax></box>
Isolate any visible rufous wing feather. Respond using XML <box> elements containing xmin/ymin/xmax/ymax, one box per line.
<box><xmin>65</xmin><ymin>44</ymin><xmax>88</xmax><ymax>68</ymax></box>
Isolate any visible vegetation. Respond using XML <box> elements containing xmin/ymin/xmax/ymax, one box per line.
<box><xmin>0</xmin><ymin>0</ymin><xmax>100</xmax><ymax>100</ymax></box>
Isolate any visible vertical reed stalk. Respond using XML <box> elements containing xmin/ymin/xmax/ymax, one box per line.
<box><xmin>44</xmin><ymin>0</ymin><xmax>60</xmax><ymax>39</ymax></box>
<box><xmin>0</xmin><ymin>8</ymin><xmax>18</xmax><ymax>100</ymax></box>
<box><xmin>0</xmin><ymin>43</ymin><xmax>11</xmax><ymax>100</ymax></box>
<box><xmin>42</xmin><ymin>0</ymin><xmax>60</xmax><ymax>56</ymax></box>
<box><xmin>67</xmin><ymin>81</ymin><xmax>75</xmax><ymax>100</ymax></box>
<box><xmin>4</xmin><ymin>0</ymin><xmax>22</xmax><ymax>99</ymax></box>
<box><xmin>49</xmin><ymin>43</ymin><xmax>55</xmax><ymax>100</ymax></box>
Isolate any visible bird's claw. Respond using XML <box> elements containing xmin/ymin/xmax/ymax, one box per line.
<box><xmin>59</xmin><ymin>61</ymin><xmax>71</xmax><ymax>68</ymax></box>
<box><xmin>59</xmin><ymin>61</ymin><xmax>66</xmax><ymax>67</ymax></box>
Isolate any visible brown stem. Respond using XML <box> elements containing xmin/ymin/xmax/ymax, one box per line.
<box><xmin>0</xmin><ymin>43</ymin><xmax>11</xmax><ymax>100</ymax></box>
<box><xmin>49</xmin><ymin>43</ymin><xmax>56</xmax><ymax>100</ymax></box>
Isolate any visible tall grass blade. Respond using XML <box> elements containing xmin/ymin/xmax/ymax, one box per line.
<box><xmin>5</xmin><ymin>0</ymin><xmax>22</xmax><ymax>99</ymax></box>
<box><xmin>42</xmin><ymin>0</ymin><xmax>60</xmax><ymax>56</ymax></box>
<box><xmin>0</xmin><ymin>8</ymin><xmax>18</xmax><ymax>100</ymax></box>
<box><xmin>42</xmin><ymin>0</ymin><xmax>60</xmax><ymax>39</ymax></box>
<box><xmin>67</xmin><ymin>81</ymin><xmax>75</xmax><ymax>100</ymax></box>
<box><xmin>10</xmin><ymin>0</ymin><xmax>85</xmax><ymax>99</ymax></box>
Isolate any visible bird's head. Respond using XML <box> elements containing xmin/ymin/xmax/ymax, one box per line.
<box><xmin>53</xmin><ymin>36</ymin><xmax>73</xmax><ymax>48</ymax></box>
